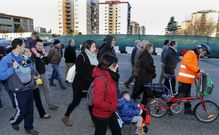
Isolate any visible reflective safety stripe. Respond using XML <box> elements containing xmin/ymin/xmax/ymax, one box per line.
<box><xmin>180</xmin><ymin>65</ymin><xmax>186</xmax><ymax>69</ymax></box>
<box><xmin>178</xmin><ymin>72</ymin><xmax>195</xmax><ymax>78</ymax></box>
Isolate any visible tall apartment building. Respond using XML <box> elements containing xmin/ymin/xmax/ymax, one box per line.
<box><xmin>139</xmin><ymin>26</ymin><xmax>146</xmax><ymax>35</ymax></box>
<box><xmin>130</xmin><ymin>21</ymin><xmax>139</xmax><ymax>34</ymax></box>
<box><xmin>74</xmin><ymin>0</ymin><xmax>99</xmax><ymax>34</ymax></box>
<box><xmin>58</xmin><ymin>0</ymin><xmax>99</xmax><ymax>35</ymax></box>
<box><xmin>0</xmin><ymin>13</ymin><xmax>34</xmax><ymax>33</ymax></box>
<box><xmin>58</xmin><ymin>0</ymin><xmax>74</xmax><ymax>35</ymax></box>
<box><xmin>99</xmin><ymin>0</ymin><xmax>131</xmax><ymax>34</ymax></box>
<box><xmin>192</xmin><ymin>10</ymin><xmax>219</xmax><ymax>36</ymax></box>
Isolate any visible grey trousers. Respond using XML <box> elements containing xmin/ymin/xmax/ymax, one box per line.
<box><xmin>40</xmin><ymin>73</ymin><xmax>56</xmax><ymax>106</ymax></box>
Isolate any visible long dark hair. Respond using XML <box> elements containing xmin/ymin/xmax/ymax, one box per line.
<box><xmin>98</xmin><ymin>54</ymin><xmax>118</xmax><ymax>70</ymax></box>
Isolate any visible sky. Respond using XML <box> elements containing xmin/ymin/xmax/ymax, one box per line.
<box><xmin>0</xmin><ymin>0</ymin><xmax>218</xmax><ymax>35</ymax></box>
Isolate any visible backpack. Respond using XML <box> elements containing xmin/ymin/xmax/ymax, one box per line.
<box><xmin>87</xmin><ymin>75</ymin><xmax>106</xmax><ymax>106</ymax></box>
<box><xmin>7</xmin><ymin>58</ymin><xmax>34</xmax><ymax>93</ymax></box>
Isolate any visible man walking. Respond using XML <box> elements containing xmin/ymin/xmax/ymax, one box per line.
<box><xmin>0</xmin><ymin>38</ymin><xmax>39</xmax><ymax>135</ymax></box>
<box><xmin>48</xmin><ymin>39</ymin><xmax>66</xmax><ymax>89</ymax></box>
<box><xmin>159</xmin><ymin>39</ymin><xmax>170</xmax><ymax>84</ymax></box>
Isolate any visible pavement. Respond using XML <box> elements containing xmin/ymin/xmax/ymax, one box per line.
<box><xmin>0</xmin><ymin>53</ymin><xmax>219</xmax><ymax>135</ymax></box>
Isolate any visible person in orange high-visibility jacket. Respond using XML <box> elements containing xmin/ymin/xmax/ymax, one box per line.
<box><xmin>177</xmin><ymin>44</ymin><xmax>211</xmax><ymax>114</ymax></box>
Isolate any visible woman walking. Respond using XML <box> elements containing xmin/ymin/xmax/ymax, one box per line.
<box><xmin>62</xmin><ymin>40</ymin><xmax>98</xmax><ymax>126</ymax></box>
<box><xmin>133</xmin><ymin>43</ymin><xmax>156</xmax><ymax>104</ymax></box>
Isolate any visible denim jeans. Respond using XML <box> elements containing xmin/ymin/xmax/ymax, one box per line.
<box><xmin>50</xmin><ymin>64</ymin><xmax>65</xmax><ymax>87</ymax></box>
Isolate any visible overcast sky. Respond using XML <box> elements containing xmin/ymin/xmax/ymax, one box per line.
<box><xmin>0</xmin><ymin>0</ymin><xmax>218</xmax><ymax>34</ymax></box>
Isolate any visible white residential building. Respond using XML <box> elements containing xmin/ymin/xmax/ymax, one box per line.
<box><xmin>74</xmin><ymin>0</ymin><xmax>99</xmax><ymax>34</ymax></box>
<box><xmin>99</xmin><ymin>0</ymin><xmax>131</xmax><ymax>34</ymax></box>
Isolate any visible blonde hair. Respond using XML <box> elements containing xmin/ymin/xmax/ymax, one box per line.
<box><xmin>142</xmin><ymin>40</ymin><xmax>149</xmax><ymax>46</ymax></box>
<box><xmin>144</xmin><ymin>43</ymin><xmax>153</xmax><ymax>51</ymax></box>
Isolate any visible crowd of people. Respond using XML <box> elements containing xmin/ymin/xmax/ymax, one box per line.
<box><xmin>0</xmin><ymin>32</ymin><xmax>211</xmax><ymax>135</ymax></box>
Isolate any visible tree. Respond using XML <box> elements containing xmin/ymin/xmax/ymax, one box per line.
<box><xmin>15</xmin><ymin>26</ymin><xmax>25</xmax><ymax>33</ymax></box>
<box><xmin>180</xmin><ymin>17</ymin><xmax>217</xmax><ymax>37</ymax></box>
<box><xmin>166</xmin><ymin>16</ymin><xmax>180</xmax><ymax>35</ymax></box>
<box><xmin>67</xmin><ymin>29</ymin><xmax>73</xmax><ymax>35</ymax></box>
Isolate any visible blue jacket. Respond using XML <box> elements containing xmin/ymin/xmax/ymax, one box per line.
<box><xmin>118</xmin><ymin>98</ymin><xmax>140</xmax><ymax>123</ymax></box>
<box><xmin>0</xmin><ymin>52</ymin><xmax>30</xmax><ymax>81</ymax></box>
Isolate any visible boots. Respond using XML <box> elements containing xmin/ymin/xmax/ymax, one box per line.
<box><xmin>62</xmin><ymin>116</ymin><xmax>72</xmax><ymax>126</ymax></box>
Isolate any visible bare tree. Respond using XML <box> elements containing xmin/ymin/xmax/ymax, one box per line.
<box><xmin>181</xmin><ymin>17</ymin><xmax>217</xmax><ymax>36</ymax></box>
<box><xmin>16</xmin><ymin>27</ymin><xmax>25</xmax><ymax>33</ymax></box>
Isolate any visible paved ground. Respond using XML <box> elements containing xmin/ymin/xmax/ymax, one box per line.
<box><xmin>0</xmin><ymin>52</ymin><xmax>219</xmax><ymax>135</ymax></box>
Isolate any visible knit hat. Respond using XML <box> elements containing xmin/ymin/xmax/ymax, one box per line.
<box><xmin>53</xmin><ymin>39</ymin><xmax>61</xmax><ymax>45</ymax></box>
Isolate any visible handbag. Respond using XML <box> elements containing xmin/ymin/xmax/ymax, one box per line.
<box><xmin>66</xmin><ymin>65</ymin><xmax>76</xmax><ymax>83</ymax></box>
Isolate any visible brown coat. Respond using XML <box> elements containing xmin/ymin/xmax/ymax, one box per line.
<box><xmin>47</xmin><ymin>47</ymin><xmax>61</xmax><ymax>64</ymax></box>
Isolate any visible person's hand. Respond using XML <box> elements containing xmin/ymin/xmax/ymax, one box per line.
<box><xmin>13</xmin><ymin>61</ymin><xmax>19</xmax><ymax>69</ymax></box>
<box><xmin>35</xmin><ymin>52</ymin><xmax>41</xmax><ymax>58</ymax></box>
<box><xmin>43</xmin><ymin>52</ymin><xmax>48</xmax><ymax>57</ymax></box>
<box><xmin>200</xmin><ymin>70</ymin><xmax>205</xmax><ymax>73</ymax></box>
<box><xmin>139</xmin><ymin>109</ymin><xmax>143</xmax><ymax>115</ymax></box>
<box><xmin>137</xmin><ymin>104</ymin><xmax>140</xmax><ymax>108</ymax></box>
<box><xmin>33</xmin><ymin>75</ymin><xmax>38</xmax><ymax>79</ymax></box>
<box><xmin>109</xmin><ymin>64</ymin><xmax>119</xmax><ymax>73</ymax></box>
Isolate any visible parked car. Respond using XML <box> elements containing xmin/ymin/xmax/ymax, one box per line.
<box><xmin>0</xmin><ymin>39</ymin><xmax>12</xmax><ymax>54</ymax></box>
<box><xmin>42</xmin><ymin>39</ymin><xmax>50</xmax><ymax>46</ymax></box>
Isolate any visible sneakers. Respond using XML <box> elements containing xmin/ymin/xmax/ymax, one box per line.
<box><xmin>49</xmin><ymin>81</ymin><xmax>56</xmax><ymax>87</ymax></box>
<box><xmin>61</xmin><ymin>86</ymin><xmax>67</xmax><ymax>90</ymax></box>
<box><xmin>40</xmin><ymin>113</ymin><xmax>51</xmax><ymax>119</ymax></box>
<box><xmin>135</xmin><ymin>129</ymin><xmax>146</xmax><ymax>135</ymax></box>
<box><xmin>49</xmin><ymin>105</ymin><xmax>58</xmax><ymax>110</ymax></box>
<box><xmin>25</xmin><ymin>130</ymin><xmax>39</xmax><ymax>135</ymax></box>
<box><xmin>184</xmin><ymin>110</ymin><xmax>194</xmax><ymax>115</ymax></box>
<box><xmin>11</xmin><ymin>124</ymin><xmax>19</xmax><ymax>131</ymax></box>
<box><xmin>62</xmin><ymin>116</ymin><xmax>73</xmax><ymax>126</ymax></box>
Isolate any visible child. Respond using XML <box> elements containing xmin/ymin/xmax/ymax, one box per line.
<box><xmin>118</xmin><ymin>91</ymin><xmax>146</xmax><ymax>135</ymax></box>
<box><xmin>26</xmin><ymin>32</ymin><xmax>46</xmax><ymax>58</ymax></box>
<box><xmin>22</xmin><ymin>48</ymin><xmax>51</xmax><ymax>119</ymax></box>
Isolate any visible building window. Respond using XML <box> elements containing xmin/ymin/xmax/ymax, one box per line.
<box><xmin>14</xmin><ymin>18</ymin><xmax>20</xmax><ymax>22</ymax></box>
<box><xmin>0</xmin><ymin>24</ymin><xmax>12</xmax><ymax>27</ymax></box>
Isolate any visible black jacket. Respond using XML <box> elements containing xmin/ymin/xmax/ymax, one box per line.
<box><xmin>73</xmin><ymin>51</ymin><xmax>95</xmax><ymax>90</ymax></box>
<box><xmin>34</xmin><ymin>51</ymin><xmax>47</xmax><ymax>74</ymax></box>
<box><xmin>163</xmin><ymin>47</ymin><xmax>181</xmax><ymax>75</ymax></box>
<box><xmin>137</xmin><ymin>50</ymin><xmax>156</xmax><ymax>86</ymax></box>
<box><xmin>97</xmin><ymin>35</ymin><xmax>117</xmax><ymax>61</ymax></box>
<box><xmin>64</xmin><ymin>45</ymin><xmax>76</xmax><ymax>63</ymax></box>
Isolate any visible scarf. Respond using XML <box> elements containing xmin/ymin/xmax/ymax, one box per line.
<box><xmin>85</xmin><ymin>48</ymin><xmax>98</xmax><ymax>66</ymax></box>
